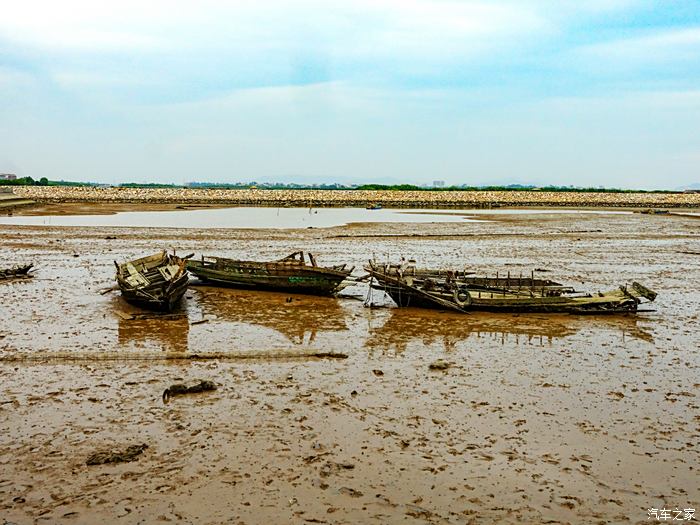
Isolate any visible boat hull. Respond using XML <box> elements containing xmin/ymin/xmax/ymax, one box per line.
<box><xmin>115</xmin><ymin>252</ymin><xmax>190</xmax><ymax>312</ymax></box>
<box><xmin>188</xmin><ymin>262</ymin><xmax>348</xmax><ymax>296</ymax></box>
<box><xmin>379</xmin><ymin>285</ymin><xmax>639</xmax><ymax>313</ymax></box>
<box><xmin>119</xmin><ymin>274</ymin><xmax>189</xmax><ymax>311</ymax></box>
<box><xmin>367</xmin><ymin>265</ymin><xmax>651</xmax><ymax>315</ymax></box>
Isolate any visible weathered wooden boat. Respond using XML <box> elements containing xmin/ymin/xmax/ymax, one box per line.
<box><xmin>365</xmin><ymin>260</ymin><xmax>657</xmax><ymax>314</ymax></box>
<box><xmin>0</xmin><ymin>263</ymin><xmax>33</xmax><ymax>281</ymax></box>
<box><xmin>114</xmin><ymin>251</ymin><xmax>190</xmax><ymax>311</ymax></box>
<box><xmin>187</xmin><ymin>251</ymin><xmax>353</xmax><ymax>296</ymax></box>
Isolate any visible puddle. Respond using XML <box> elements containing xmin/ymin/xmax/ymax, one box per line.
<box><xmin>0</xmin><ymin>206</ymin><xmax>635</xmax><ymax>229</ymax></box>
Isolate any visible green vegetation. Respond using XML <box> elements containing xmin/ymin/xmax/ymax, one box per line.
<box><xmin>355</xmin><ymin>184</ymin><xmax>677</xmax><ymax>193</ymax></box>
<box><xmin>119</xmin><ymin>182</ymin><xmax>184</xmax><ymax>188</ymax></box>
<box><xmin>0</xmin><ymin>177</ymin><xmax>96</xmax><ymax>187</ymax></box>
<box><xmin>0</xmin><ymin>176</ymin><xmax>49</xmax><ymax>186</ymax></box>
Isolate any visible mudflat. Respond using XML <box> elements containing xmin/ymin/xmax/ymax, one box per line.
<box><xmin>0</xmin><ymin>208</ymin><xmax>698</xmax><ymax>524</ymax></box>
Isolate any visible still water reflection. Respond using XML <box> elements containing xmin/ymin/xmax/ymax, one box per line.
<box><xmin>194</xmin><ymin>286</ymin><xmax>349</xmax><ymax>345</ymax></box>
<box><xmin>364</xmin><ymin>308</ymin><xmax>654</xmax><ymax>354</ymax></box>
<box><xmin>117</xmin><ymin>316</ymin><xmax>190</xmax><ymax>353</ymax></box>
<box><xmin>112</xmin><ymin>286</ymin><xmax>654</xmax><ymax>355</ymax></box>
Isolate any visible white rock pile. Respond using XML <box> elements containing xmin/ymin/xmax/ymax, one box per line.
<box><xmin>13</xmin><ymin>186</ymin><xmax>700</xmax><ymax>208</ymax></box>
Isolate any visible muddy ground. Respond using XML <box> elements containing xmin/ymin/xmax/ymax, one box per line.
<box><xmin>1</xmin><ymin>207</ymin><xmax>699</xmax><ymax>524</ymax></box>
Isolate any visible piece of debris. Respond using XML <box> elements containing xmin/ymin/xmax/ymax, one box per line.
<box><xmin>637</xmin><ymin>209</ymin><xmax>669</xmax><ymax>215</ymax></box>
<box><xmin>86</xmin><ymin>444</ymin><xmax>148</xmax><ymax>465</ymax></box>
<box><xmin>428</xmin><ymin>359</ymin><xmax>450</xmax><ymax>371</ymax></box>
<box><xmin>303</xmin><ymin>451</ymin><xmax>333</xmax><ymax>464</ymax></box>
<box><xmin>191</xmin><ymin>318</ymin><xmax>209</xmax><ymax>325</ymax></box>
<box><xmin>315</xmin><ymin>352</ymin><xmax>349</xmax><ymax>359</ymax></box>
<box><xmin>162</xmin><ymin>380</ymin><xmax>217</xmax><ymax>403</ymax></box>
<box><xmin>0</xmin><ymin>264</ymin><xmax>34</xmax><ymax>282</ymax></box>
<box><xmin>116</xmin><ymin>311</ymin><xmax>187</xmax><ymax>321</ymax></box>
<box><xmin>405</xmin><ymin>504</ymin><xmax>433</xmax><ymax>519</ymax></box>
<box><xmin>319</xmin><ymin>461</ymin><xmax>355</xmax><ymax>477</ymax></box>
<box><xmin>372</xmin><ymin>369</ymin><xmax>384</xmax><ymax>377</ymax></box>
<box><xmin>338</xmin><ymin>487</ymin><xmax>363</xmax><ymax>498</ymax></box>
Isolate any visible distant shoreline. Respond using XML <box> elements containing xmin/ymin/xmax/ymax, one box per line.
<box><xmin>11</xmin><ymin>186</ymin><xmax>700</xmax><ymax>208</ymax></box>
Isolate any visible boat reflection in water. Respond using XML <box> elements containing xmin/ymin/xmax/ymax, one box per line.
<box><xmin>194</xmin><ymin>286</ymin><xmax>349</xmax><ymax>345</ymax></box>
<box><xmin>117</xmin><ymin>314</ymin><xmax>190</xmax><ymax>352</ymax></box>
<box><xmin>365</xmin><ymin>307</ymin><xmax>654</xmax><ymax>355</ymax></box>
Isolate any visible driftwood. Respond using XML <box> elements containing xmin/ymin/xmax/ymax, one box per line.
<box><xmin>115</xmin><ymin>311</ymin><xmax>187</xmax><ymax>321</ymax></box>
<box><xmin>162</xmin><ymin>380</ymin><xmax>217</xmax><ymax>403</ymax></box>
<box><xmin>0</xmin><ymin>264</ymin><xmax>33</xmax><ymax>281</ymax></box>
<box><xmin>0</xmin><ymin>350</ymin><xmax>350</xmax><ymax>362</ymax></box>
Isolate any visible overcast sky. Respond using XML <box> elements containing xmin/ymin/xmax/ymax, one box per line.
<box><xmin>1</xmin><ymin>1</ymin><xmax>699</xmax><ymax>188</ymax></box>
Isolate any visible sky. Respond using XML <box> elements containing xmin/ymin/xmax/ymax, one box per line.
<box><xmin>1</xmin><ymin>1</ymin><xmax>699</xmax><ymax>189</ymax></box>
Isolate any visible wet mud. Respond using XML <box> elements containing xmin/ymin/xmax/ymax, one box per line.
<box><xmin>0</xmin><ymin>209</ymin><xmax>699</xmax><ymax>524</ymax></box>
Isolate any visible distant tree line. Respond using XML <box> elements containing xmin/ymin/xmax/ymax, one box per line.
<box><xmin>354</xmin><ymin>184</ymin><xmax>676</xmax><ymax>193</ymax></box>
<box><xmin>0</xmin><ymin>177</ymin><xmax>679</xmax><ymax>193</ymax></box>
<box><xmin>119</xmin><ymin>182</ymin><xmax>183</xmax><ymax>188</ymax></box>
<box><xmin>0</xmin><ymin>176</ymin><xmax>49</xmax><ymax>186</ymax></box>
<box><xmin>0</xmin><ymin>177</ymin><xmax>97</xmax><ymax>187</ymax></box>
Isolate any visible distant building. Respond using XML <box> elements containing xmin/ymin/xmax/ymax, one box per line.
<box><xmin>0</xmin><ymin>173</ymin><xmax>17</xmax><ymax>181</ymax></box>
<box><xmin>433</xmin><ymin>180</ymin><xmax>445</xmax><ymax>188</ymax></box>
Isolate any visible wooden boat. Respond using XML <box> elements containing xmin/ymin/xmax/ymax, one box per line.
<box><xmin>365</xmin><ymin>260</ymin><xmax>657</xmax><ymax>314</ymax></box>
<box><xmin>187</xmin><ymin>251</ymin><xmax>353</xmax><ymax>296</ymax></box>
<box><xmin>114</xmin><ymin>251</ymin><xmax>190</xmax><ymax>311</ymax></box>
<box><xmin>0</xmin><ymin>263</ymin><xmax>33</xmax><ymax>281</ymax></box>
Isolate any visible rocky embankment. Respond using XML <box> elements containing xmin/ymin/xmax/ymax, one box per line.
<box><xmin>13</xmin><ymin>186</ymin><xmax>700</xmax><ymax>208</ymax></box>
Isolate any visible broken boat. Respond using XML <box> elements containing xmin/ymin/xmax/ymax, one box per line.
<box><xmin>115</xmin><ymin>251</ymin><xmax>190</xmax><ymax>311</ymax></box>
<box><xmin>0</xmin><ymin>263</ymin><xmax>34</xmax><ymax>282</ymax></box>
<box><xmin>365</xmin><ymin>260</ymin><xmax>657</xmax><ymax>314</ymax></box>
<box><xmin>187</xmin><ymin>251</ymin><xmax>353</xmax><ymax>296</ymax></box>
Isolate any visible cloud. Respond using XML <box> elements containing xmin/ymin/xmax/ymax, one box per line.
<box><xmin>0</xmin><ymin>0</ymin><xmax>554</xmax><ymax>103</ymax></box>
<box><xmin>0</xmin><ymin>0</ymin><xmax>547</xmax><ymax>58</ymax></box>
<box><xmin>580</xmin><ymin>27</ymin><xmax>700</xmax><ymax>63</ymax></box>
